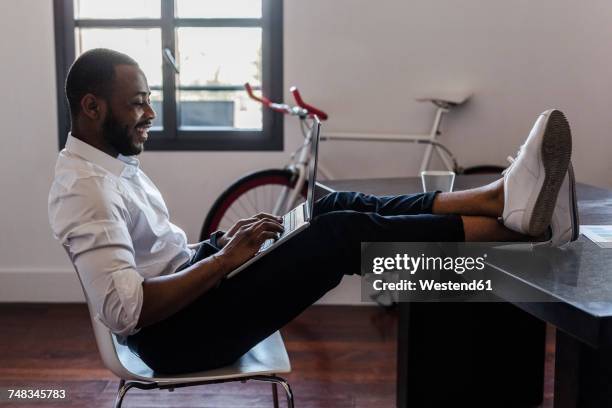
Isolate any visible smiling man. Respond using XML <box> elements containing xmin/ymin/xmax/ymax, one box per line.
<box><xmin>48</xmin><ymin>48</ymin><xmax>577</xmax><ymax>375</ymax></box>
<box><xmin>64</xmin><ymin>50</ymin><xmax>153</xmax><ymax>156</ymax></box>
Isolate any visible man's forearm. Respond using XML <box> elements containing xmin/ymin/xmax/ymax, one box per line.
<box><xmin>135</xmin><ymin>218</ymin><xmax>282</xmax><ymax>332</ymax></box>
<box><xmin>135</xmin><ymin>253</ymin><xmax>230</xmax><ymax>330</ymax></box>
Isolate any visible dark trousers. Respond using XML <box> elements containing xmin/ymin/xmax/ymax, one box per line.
<box><xmin>127</xmin><ymin>191</ymin><xmax>464</xmax><ymax>374</ymax></box>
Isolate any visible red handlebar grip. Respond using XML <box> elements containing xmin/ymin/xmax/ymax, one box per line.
<box><xmin>290</xmin><ymin>86</ymin><xmax>328</xmax><ymax>120</ymax></box>
<box><xmin>245</xmin><ymin>82</ymin><xmax>271</xmax><ymax>106</ymax></box>
<box><xmin>245</xmin><ymin>83</ymin><xmax>288</xmax><ymax>113</ymax></box>
<box><xmin>245</xmin><ymin>83</ymin><xmax>328</xmax><ymax>118</ymax></box>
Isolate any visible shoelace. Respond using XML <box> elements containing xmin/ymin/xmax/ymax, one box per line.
<box><xmin>501</xmin><ymin>144</ymin><xmax>525</xmax><ymax>175</ymax></box>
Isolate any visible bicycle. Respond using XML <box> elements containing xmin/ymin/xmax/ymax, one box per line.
<box><xmin>199</xmin><ymin>84</ymin><xmax>503</xmax><ymax>240</ymax></box>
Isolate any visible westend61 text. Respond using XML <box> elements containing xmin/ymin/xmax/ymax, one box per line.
<box><xmin>373</xmin><ymin>279</ymin><xmax>493</xmax><ymax>292</ymax></box>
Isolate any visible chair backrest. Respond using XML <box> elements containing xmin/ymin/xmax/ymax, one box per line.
<box><xmin>63</xmin><ymin>245</ymin><xmax>137</xmax><ymax>380</ymax></box>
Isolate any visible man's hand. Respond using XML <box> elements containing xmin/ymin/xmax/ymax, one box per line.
<box><xmin>216</xmin><ymin>216</ymin><xmax>284</xmax><ymax>272</ymax></box>
<box><xmin>217</xmin><ymin>213</ymin><xmax>283</xmax><ymax>248</ymax></box>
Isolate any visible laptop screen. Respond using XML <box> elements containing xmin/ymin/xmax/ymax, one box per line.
<box><xmin>305</xmin><ymin>116</ymin><xmax>321</xmax><ymax>220</ymax></box>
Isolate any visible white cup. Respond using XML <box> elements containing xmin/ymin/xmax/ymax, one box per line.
<box><xmin>421</xmin><ymin>170</ymin><xmax>455</xmax><ymax>193</ymax></box>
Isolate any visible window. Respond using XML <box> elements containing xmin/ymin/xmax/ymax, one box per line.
<box><xmin>53</xmin><ymin>0</ymin><xmax>283</xmax><ymax>151</ymax></box>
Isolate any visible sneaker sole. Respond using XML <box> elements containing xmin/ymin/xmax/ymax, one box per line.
<box><xmin>528</xmin><ymin>110</ymin><xmax>572</xmax><ymax>236</ymax></box>
<box><xmin>568</xmin><ymin>162</ymin><xmax>579</xmax><ymax>241</ymax></box>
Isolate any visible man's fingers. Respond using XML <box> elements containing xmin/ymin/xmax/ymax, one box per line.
<box><xmin>235</xmin><ymin>219</ymin><xmax>279</xmax><ymax>238</ymax></box>
<box><xmin>239</xmin><ymin>218</ymin><xmax>259</xmax><ymax>228</ymax></box>
<box><xmin>229</xmin><ymin>217</ymin><xmax>259</xmax><ymax>234</ymax></box>
<box><xmin>230</xmin><ymin>214</ymin><xmax>283</xmax><ymax>236</ymax></box>
<box><xmin>258</xmin><ymin>231</ymin><xmax>280</xmax><ymax>243</ymax></box>
<box><xmin>252</xmin><ymin>219</ymin><xmax>284</xmax><ymax>234</ymax></box>
<box><xmin>244</xmin><ymin>217</ymin><xmax>281</xmax><ymax>229</ymax></box>
<box><xmin>255</xmin><ymin>212</ymin><xmax>283</xmax><ymax>222</ymax></box>
<box><xmin>240</xmin><ymin>217</ymin><xmax>260</xmax><ymax>226</ymax></box>
<box><xmin>230</xmin><ymin>219</ymin><xmax>283</xmax><ymax>249</ymax></box>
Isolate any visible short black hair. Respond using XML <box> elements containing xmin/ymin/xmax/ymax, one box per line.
<box><xmin>65</xmin><ymin>48</ymin><xmax>138</xmax><ymax>117</ymax></box>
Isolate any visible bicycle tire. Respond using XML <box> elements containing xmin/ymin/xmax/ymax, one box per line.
<box><xmin>200</xmin><ymin>168</ymin><xmax>308</xmax><ymax>241</ymax></box>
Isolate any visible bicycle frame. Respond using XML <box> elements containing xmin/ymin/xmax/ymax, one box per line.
<box><xmin>244</xmin><ymin>83</ymin><xmax>462</xmax><ymax>215</ymax></box>
<box><xmin>321</xmin><ymin>106</ymin><xmax>454</xmax><ymax>173</ymax></box>
<box><xmin>273</xmin><ymin>119</ymin><xmax>315</xmax><ymax>214</ymax></box>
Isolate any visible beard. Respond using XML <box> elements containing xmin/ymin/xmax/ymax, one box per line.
<box><xmin>102</xmin><ymin>107</ymin><xmax>143</xmax><ymax>156</ymax></box>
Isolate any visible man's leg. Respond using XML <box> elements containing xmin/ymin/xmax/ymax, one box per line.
<box><xmin>129</xmin><ymin>185</ymin><xmax>532</xmax><ymax>373</ymax></box>
<box><xmin>428</xmin><ymin>178</ymin><xmax>536</xmax><ymax>241</ymax></box>
<box><xmin>317</xmin><ymin>178</ymin><xmax>508</xmax><ymax>223</ymax></box>
<box><xmin>129</xmin><ymin>205</ymin><xmax>466</xmax><ymax>374</ymax></box>
<box><xmin>461</xmin><ymin>215</ymin><xmax>528</xmax><ymax>241</ymax></box>
<box><xmin>314</xmin><ymin>191</ymin><xmax>439</xmax><ymax>216</ymax></box>
<box><xmin>432</xmin><ymin>178</ymin><xmax>504</xmax><ymax>218</ymax></box>
<box><xmin>316</xmin><ymin>179</ymin><xmax>526</xmax><ymax>242</ymax></box>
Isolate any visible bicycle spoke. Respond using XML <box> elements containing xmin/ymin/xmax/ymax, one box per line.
<box><xmin>227</xmin><ymin>205</ymin><xmax>245</xmax><ymax>224</ymax></box>
<box><xmin>264</xmin><ymin>184</ymin><xmax>271</xmax><ymax>214</ymax></box>
<box><xmin>202</xmin><ymin>170</ymin><xmax>308</xmax><ymax>239</ymax></box>
<box><xmin>234</xmin><ymin>194</ymin><xmax>254</xmax><ymax>219</ymax></box>
<box><xmin>254</xmin><ymin>184</ymin><xmax>261</xmax><ymax>214</ymax></box>
<box><xmin>219</xmin><ymin>218</ymin><xmax>232</xmax><ymax>232</ymax></box>
<box><xmin>243</xmin><ymin>189</ymin><xmax>261</xmax><ymax>216</ymax></box>
<box><xmin>253</xmin><ymin>185</ymin><xmax>269</xmax><ymax>214</ymax></box>
<box><xmin>268</xmin><ymin>185</ymin><xmax>278</xmax><ymax>214</ymax></box>
<box><xmin>279</xmin><ymin>186</ymin><xmax>291</xmax><ymax>214</ymax></box>
<box><xmin>259</xmin><ymin>185</ymin><xmax>277</xmax><ymax>214</ymax></box>
<box><xmin>271</xmin><ymin>184</ymin><xmax>280</xmax><ymax>214</ymax></box>
<box><xmin>243</xmin><ymin>189</ymin><xmax>258</xmax><ymax>215</ymax></box>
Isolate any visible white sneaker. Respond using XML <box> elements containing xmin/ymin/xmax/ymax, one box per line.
<box><xmin>549</xmin><ymin>162</ymin><xmax>579</xmax><ymax>246</ymax></box>
<box><xmin>502</xmin><ymin>109</ymin><xmax>572</xmax><ymax>236</ymax></box>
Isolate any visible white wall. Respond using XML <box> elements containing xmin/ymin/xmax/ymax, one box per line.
<box><xmin>286</xmin><ymin>0</ymin><xmax>612</xmax><ymax>185</ymax></box>
<box><xmin>1</xmin><ymin>0</ymin><xmax>611</xmax><ymax>303</ymax></box>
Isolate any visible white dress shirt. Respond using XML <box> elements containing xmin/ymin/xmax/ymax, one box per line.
<box><xmin>48</xmin><ymin>134</ymin><xmax>194</xmax><ymax>340</ymax></box>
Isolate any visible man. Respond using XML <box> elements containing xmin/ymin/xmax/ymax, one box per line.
<box><xmin>49</xmin><ymin>49</ymin><xmax>576</xmax><ymax>374</ymax></box>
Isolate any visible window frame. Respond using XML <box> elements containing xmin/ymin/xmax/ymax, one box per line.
<box><xmin>53</xmin><ymin>0</ymin><xmax>283</xmax><ymax>151</ymax></box>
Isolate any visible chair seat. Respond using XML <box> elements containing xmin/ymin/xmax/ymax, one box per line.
<box><xmin>114</xmin><ymin>331</ymin><xmax>291</xmax><ymax>385</ymax></box>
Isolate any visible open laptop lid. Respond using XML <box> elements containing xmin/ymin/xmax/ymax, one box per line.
<box><xmin>305</xmin><ymin>116</ymin><xmax>321</xmax><ymax>221</ymax></box>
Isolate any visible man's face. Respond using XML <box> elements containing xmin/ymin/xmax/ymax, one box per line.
<box><xmin>102</xmin><ymin>65</ymin><xmax>155</xmax><ymax>156</ymax></box>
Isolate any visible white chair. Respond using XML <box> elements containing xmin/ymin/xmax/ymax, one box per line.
<box><xmin>67</xmin><ymin>251</ymin><xmax>294</xmax><ymax>408</ymax></box>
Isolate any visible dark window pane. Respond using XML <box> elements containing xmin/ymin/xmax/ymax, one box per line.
<box><xmin>178</xmin><ymin>91</ymin><xmax>262</xmax><ymax>129</ymax></box>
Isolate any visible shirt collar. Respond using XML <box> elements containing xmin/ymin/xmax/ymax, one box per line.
<box><xmin>65</xmin><ymin>133</ymin><xmax>140</xmax><ymax>178</ymax></box>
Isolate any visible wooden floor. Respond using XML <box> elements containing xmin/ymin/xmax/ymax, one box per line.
<box><xmin>0</xmin><ymin>304</ymin><xmax>554</xmax><ymax>407</ymax></box>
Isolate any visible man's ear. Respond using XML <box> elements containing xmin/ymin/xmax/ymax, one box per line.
<box><xmin>80</xmin><ymin>93</ymin><xmax>106</xmax><ymax>121</ymax></box>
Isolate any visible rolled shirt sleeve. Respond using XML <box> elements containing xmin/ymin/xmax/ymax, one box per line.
<box><xmin>50</xmin><ymin>176</ymin><xmax>144</xmax><ymax>336</ymax></box>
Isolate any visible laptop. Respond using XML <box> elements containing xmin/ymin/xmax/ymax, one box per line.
<box><xmin>226</xmin><ymin>116</ymin><xmax>321</xmax><ymax>278</ymax></box>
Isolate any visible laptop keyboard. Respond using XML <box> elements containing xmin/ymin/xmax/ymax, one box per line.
<box><xmin>259</xmin><ymin>208</ymin><xmax>299</xmax><ymax>252</ymax></box>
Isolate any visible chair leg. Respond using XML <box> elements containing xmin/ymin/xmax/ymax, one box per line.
<box><xmin>275</xmin><ymin>378</ymin><xmax>294</xmax><ymax>408</ymax></box>
<box><xmin>114</xmin><ymin>380</ymin><xmax>136</xmax><ymax>408</ymax></box>
<box><xmin>254</xmin><ymin>376</ymin><xmax>294</xmax><ymax>408</ymax></box>
<box><xmin>272</xmin><ymin>382</ymin><xmax>279</xmax><ymax>408</ymax></box>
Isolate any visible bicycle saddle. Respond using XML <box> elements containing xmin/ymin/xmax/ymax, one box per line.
<box><xmin>415</xmin><ymin>93</ymin><xmax>471</xmax><ymax>109</ymax></box>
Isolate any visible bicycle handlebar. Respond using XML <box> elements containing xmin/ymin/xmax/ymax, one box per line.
<box><xmin>290</xmin><ymin>86</ymin><xmax>328</xmax><ymax>120</ymax></box>
<box><xmin>245</xmin><ymin>82</ymin><xmax>328</xmax><ymax>120</ymax></box>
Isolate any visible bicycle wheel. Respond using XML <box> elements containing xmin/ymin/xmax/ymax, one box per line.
<box><xmin>200</xmin><ymin>168</ymin><xmax>308</xmax><ymax>240</ymax></box>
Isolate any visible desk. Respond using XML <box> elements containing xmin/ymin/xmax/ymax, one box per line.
<box><xmin>319</xmin><ymin>175</ymin><xmax>612</xmax><ymax>408</ymax></box>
